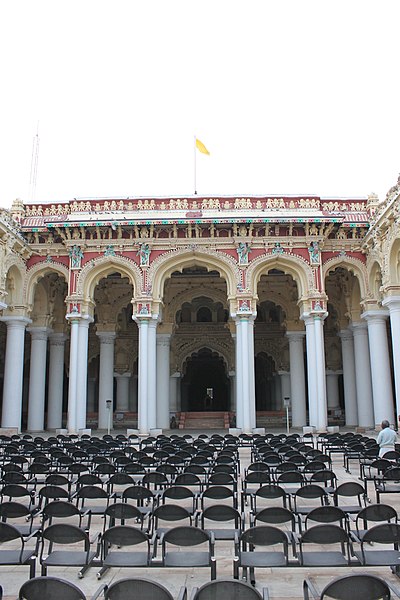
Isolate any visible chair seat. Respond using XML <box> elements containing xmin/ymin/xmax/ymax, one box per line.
<box><xmin>204</xmin><ymin>528</ymin><xmax>239</xmax><ymax>540</ymax></box>
<box><xmin>43</xmin><ymin>550</ymin><xmax>97</xmax><ymax>566</ymax></box>
<box><xmin>103</xmin><ymin>552</ymin><xmax>149</xmax><ymax>567</ymax></box>
<box><xmin>376</xmin><ymin>485</ymin><xmax>400</xmax><ymax>493</ymax></box>
<box><xmin>300</xmin><ymin>551</ymin><xmax>350</xmax><ymax>566</ymax></box>
<box><xmin>354</xmin><ymin>550</ymin><xmax>400</xmax><ymax>566</ymax></box>
<box><xmin>0</xmin><ymin>549</ymin><xmax>35</xmax><ymax>564</ymax></box>
<box><xmin>239</xmin><ymin>551</ymin><xmax>288</xmax><ymax>567</ymax></box>
<box><xmin>164</xmin><ymin>551</ymin><xmax>211</xmax><ymax>567</ymax></box>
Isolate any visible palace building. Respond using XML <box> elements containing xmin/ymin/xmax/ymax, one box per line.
<box><xmin>0</xmin><ymin>180</ymin><xmax>400</xmax><ymax>434</ymax></box>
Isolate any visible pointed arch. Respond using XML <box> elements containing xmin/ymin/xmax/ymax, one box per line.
<box><xmin>76</xmin><ymin>255</ymin><xmax>142</xmax><ymax>301</ymax></box>
<box><xmin>322</xmin><ymin>256</ymin><xmax>369</xmax><ymax>300</ymax></box>
<box><xmin>149</xmin><ymin>248</ymin><xmax>239</xmax><ymax>302</ymax></box>
<box><xmin>247</xmin><ymin>253</ymin><xmax>313</xmax><ymax>299</ymax></box>
<box><xmin>25</xmin><ymin>262</ymin><xmax>69</xmax><ymax>309</ymax></box>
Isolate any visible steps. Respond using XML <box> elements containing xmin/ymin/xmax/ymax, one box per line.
<box><xmin>178</xmin><ymin>412</ymin><xmax>230</xmax><ymax>429</ymax></box>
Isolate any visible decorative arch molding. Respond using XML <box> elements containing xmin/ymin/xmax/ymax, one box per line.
<box><xmin>247</xmin><ymin>253</ymin><xmax>313</xmax><ymax>299</ymax></box>
<box><xmin>322</xmin><ymin>256</ymin><xmax>369</xmax><ymax>300</ymax></box>
<box><xmin>166</xmin><ymin>285</ymin><xmax>229</xmax><ymax>322</ymax></box>
<box><xmin>149</xmin><ymin>248</ymin><xmax>239</xmax><ymax>301</ymax></box>
<box><xmin>256</xmin><ymin>289</ymin><xmax>297</xmax><ymax>322</ymax></box>
<box><xmin>175</xmin><ymin>338</ymin><xmax>234</xmax><ymax>374</ymax></box>
<box><xmin>3</xmin><ymin>256</ymin><xmax>27</xmax><ymax>308</ymax></box>
<box><xmin>76</xmin><ymin>255</ymin><xmax>142</xmax><ymax>301</ymax></box>
<box><xmin>388</xmin><ymin>237</ymin><xmax>400</xmax><ymax>285</ymax></box>
<box><xmin>24</xmin><ymin>262</ymin><xmax>69</xmax><ymax>308</ymax></box>
<box><xmin>366</xmin><ymin>259</ymin><xmax>384</xmax><ymax>303</ymax></box>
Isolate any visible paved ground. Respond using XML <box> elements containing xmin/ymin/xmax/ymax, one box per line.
<box><xmin>2</xmin><ymin>427</ymin><xmax>400</xmax><ymax>599</ymax></box>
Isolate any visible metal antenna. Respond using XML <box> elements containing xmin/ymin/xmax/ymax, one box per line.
<box><xmin>29</xmin><ymin>122</ymin><xmax>40</xmax><ymax>202</ymax></box>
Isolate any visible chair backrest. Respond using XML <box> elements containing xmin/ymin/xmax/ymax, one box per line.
<box><xmin>102</xmin><ymin>525</ymin><xmax>149</xmax><ymax>548</ymax></box>
<box><xmin>317</xmin><ymin>574</ymin><xmax>391</xmax><ymax>600</ymax></box>
<box><xmin>305</xmin><ymin>506</ymin><xmax>347</xmax><ymax>529</ymax></box>
<box><xmin>255</xmin><ymin>506</ymin><xmax>296</xmax><ymax>529</ymax></box>
<box><xmin>42</xmin><ymin>523</ymin><xmax>88</xmax><ymax>545</ymax></box>
<box><xmin>361</xmin><ymin>522</ymin><xmax>400</xmax><ymax>545</ymax></box>
<box><xmin>241</xmin><ymin>525</ymin><xmax>289</xmax><ymax>549</ymax></box>
<box><xmin>104</xmin><ymin>577</ymin><xmax>174</xmax><ymax>600</ymax></box>
<box><xmin>355</xmin><ymin>503</ymin><xmax>398</xmax><ymax>530</ymax></box>
<box><xmin>163</xmin><ymin>526</ymin><xmax>210</xmax><ymax>547</ymax></box>
<box><xmin>193</xmin><ymin>579</ymin><xmax>264</xmax><ymax>600</ymax></box>
<box><xmin>18</xmin><ymin>576</ymin><xmax>86</xmax><ymax>600</ymax></box>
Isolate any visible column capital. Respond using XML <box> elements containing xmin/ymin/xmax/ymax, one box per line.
<box><xmin>96</xmin><ymin>331</ymin><xmax>116</xmax><ymax>343</ymax></box>
<box><xmin>156</xmin><ymin>333</ymin><xmax>171</xmax><ymax>347</ymax></box>
<box><xmin>27</xmin><ymin>326</ymin><xmax>52</xmax><ymax>341</ymax></box>
<box><xmin>350</xmin><ymin>320</ymin><xmax>368</xmax><ymax>334</ymax></box>
<box><xmin>338</xmin><ymin>328</ymin><xmax>353</xmax><ymax>342</ymax></box>
<box><xmin>361</xmin><ymin>309</ymin><xmax>389</xmax><ymax>322</ymax></box>
<box><xmin>114</xmin><ymin>371</ymin><xmax>131</xmax><ymax>379</ymax></box>
<box><xmin>382</xmin><ymin>296</ymin><xmax>400</xmax><ymax>313</ymax></box>
<box><xmin>301</xmin><ymin>310</ymin><xmax>328</xmax><ymax>324</ymax></box>
<box><xmin>286</xmin><ymin>331</ymin><xmax>306</xmax><ymax>342</ymax></box>
<box><xmin>0</xmin><ymin>316</ymin><xmax>32</xmax><ymax>329</ymax></box>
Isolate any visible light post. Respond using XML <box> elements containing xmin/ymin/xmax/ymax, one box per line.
<box><xmin>284</xmin><ymin>397</ymin><xmax>290</xmax><ymax>435</ymax></box>
<box><xmin>106</xmin><ymin>399</ymin><xmax>112</xmax><ymax>435</ymax></box>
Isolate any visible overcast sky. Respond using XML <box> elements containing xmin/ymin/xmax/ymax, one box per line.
<box><xmin>0</xmin><ymin>0</ymin><xmax>399</xmax><ymax>209</ymax></box>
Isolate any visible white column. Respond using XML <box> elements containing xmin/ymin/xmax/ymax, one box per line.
<box><xmin>156</xmin><ymin>334</ymin><xmax>171</xmax><ymax>429</ymax></box>
<box><xmin>0</xmin><ymin>317</ymin><xmax>31</xmax><ymax>430</ymax></box>
<box><xmin>147</xmin><ymin>319</ymin><xmax>157</xmax><ymax>430</ymax></box>
<box><xmin>234</xmin><ymin>328</ymin><xmax>243</xmax><ymax>428</ymax></box>
<box><xmin>66</xmin><ymin>315</ymin><xmax>80</xmax><ymax>433</ymax></box>
<box><xmin>351</xmin><ymin>321</ymin><xmax>374</xmax><ymax>428</ymax></box>
<box><xmin>136</xmin><ymin>319</ymin><xmax>149</xmax><ymax>434</ymax></box>
<box><xmin>47</xmin><ymin>333</ymin><xmax>66</xmax><ymax>429</ymax></box>
<box><xmin>314</xmin><ymin>314</ymin><xmax>328</xmax><ymax>431</ymax></box>
<box><xmin>247</xmin><ymin>317</ymin><xmax>256</xmax><ymax>429</ymax></box>
<box><xmin>287</xmin><ymin>332</ymin><xmax>307</xmax><ymax>427</ymax></box>
<box><xmin>97</xmin><ymin>331</ymin><xmax>116</xmax><ymax>430</ymax></box>
<box><xmin>27</xmin><ymin>327</ymin><xmax>50</xmax><ymax>431</ymax></box>
<box><xmin>363</xmin><ymin>310</ymin><xmax>395</xmax><ymax>427</ymax></box>
<box><xmin>382</xmin><ymin>297</ymin><xmax>400</xmax><ymax>420</ymax></box>
<box><xmin>239</xmin><ymin>317</ymin><xmax>251</xmax><ymax>433</ymax></box>
<box><xmin>303</xmin><ymin>316</ymin><xmax>317</xmax><ymax>427</ymax></box>
<box><xmin>326</xmin><ymin>371</ymin><xmax>340</xmax><ymax>410</ymax></box>
<box><xmin>338</xmin><ymin>329</ymin><xmax>358</xmax><ymax>427</ymax></box>
<box><xmin>76</xmin><ymin>317</ymin><xmax>92</xmax><ymax>431</ymax></box>
<box><xmin>115</xmin><ymin>373</ymin><xmax>131</xmax><ymax>412</ymax></box>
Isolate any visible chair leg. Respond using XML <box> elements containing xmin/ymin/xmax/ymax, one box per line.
<box><xmin>29</xmin><ymin>558</ymin><xmax>36</xmax><ymax>579</ymax></box>
<box><xmin>233</xmin><ymin>557</ymin><xmax>239</xmax><ymax>580</ymax></box>
<box><xmin>78</xmin><ymin>563</ymin><xmax>91</xmax><ymax>579</ymax></box>
<box><xmin>250</xmin><ymin>566</ymin><xmax>256</xmax><ymax>586</ymax></box>
<box><xmin>41</xmin><ymin>563</ymin><xmax>47</xmax><ymax>576</ymax></box>
<box><xmin>211</xmin><ymin>558</ymin><xmax>217</xmax><ymax>581</ymax></box>
<box><xmin>96</xmin><ymin>565</ymin><xmax>109</xmax><ymax>580</ymax></box>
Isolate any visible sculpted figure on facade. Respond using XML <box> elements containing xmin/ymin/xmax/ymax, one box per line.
<box><xmin>237</xmin><ymin>242</ymin><xmax>251</xmax><ymax>265</ymax></box>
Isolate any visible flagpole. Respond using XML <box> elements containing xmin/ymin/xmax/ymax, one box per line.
<box><xmin>194</xmin><ymin>135</ymin><xmax>197</xmax><ymax>195</ymax></box>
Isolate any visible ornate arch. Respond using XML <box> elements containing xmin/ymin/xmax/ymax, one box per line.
<box><xmin>24</xmin><ymin>261</ymin><xmax>69</xmax><ymax>309</ymax></box>
<box><xmin>388</xmin><ymin>236</ymin><xmax>400</xmax><ymax>285</ymax></box>
<box><xmin>3</xmin><ymin>256</ymin><xmax>27</xmax><ymax>308</ymax></box>
<box><xmin>247</xmin><ymin>253</ymin><xmax>313</xmax><ymax>299</ymax></box>
<box><xmin>76</xmin><ymin>255</ymin><xmax>142</xmax><ymax>301</ymax></box>
<box><xmin>175</xmin><ymin>338</ymin><xmax>233</xmax><ymax>374</ymax></box>
<box><xmin>322</xmin><ymin>256</ymin><xmax>369</xmax><ymax>300</ymax></box>
<box><xmin>149</xmin><ymin>248</ymin><xmax>239</xmax><ymax>301</ymax></box>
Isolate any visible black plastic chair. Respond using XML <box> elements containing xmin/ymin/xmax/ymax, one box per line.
<box><xmin>0</xmin><ymin>501</ymin><xmax>41</xmax><ymax>539</ymax></box>
<box><xmin>102</xmin><ymin>502</ymin><xmax>146</xmax><ymax>533</ymax></box>
<box><xmin>349</xmin><ymin>503</ymin><xmax>398</xmax><ymax>542</ymax></box>
<box><xmin>18</xmin><ymin>576</ymin><xmax>87</xmax><ymax>600</ymax></box>
<box><xmin>41</xmin><ymin>500</ymin><xmax>92</xmax><ymax>532</ymax></box>
<box><xmin>234</xmin><ymin>525</ymin><xmax>289</xmax><ymax>585</ymax></box>
<box><xmin>297</xmin><ymin>524</ymin><xmax>353</xmax><ymax>567</ymax></box>
<box><xmin>332</xmin><ymin>481</ymin><xmax>366</xmax><ymax>514</ymax></box>
<box><xmin>96</xmin><ymin>525</ymin><xmax>150</xmax><ymax>579</ymax></box>
<box><xmin>160</xmin><ymin>525</ymin><xmax>216</xmax><ymax>579</ymax></box>
<box><xmin>353</xmin><ymin>522</ymin><xmax>400</xmax><ymax>570</ymax></box>
<box><xmin>0</xmin><ymin>522</ymin><xmax>37</xmax><ymax>579</ymax></box>
<box><xmin>93</xmin><ymin>577</ymin><xmax>186</xmax><ymax>600</ymax></box>
<box><xmin>192</xmin><ymin>579</ymin><xmax>268</xmax><ymax>600</ymax></box>
<box><xmin>303</xmin><ymin>573</ymin><xmax>396</xmax><ymax>600</ymax></box>
<box><xmin>198</xmin><ymin>504</ymin><xmax>244</xmax><ymax>541</ymax></box>
<box><xmin>39</xmin><ymin>523</ymin><xmax>99</xmax><ymax>578</ymax></box>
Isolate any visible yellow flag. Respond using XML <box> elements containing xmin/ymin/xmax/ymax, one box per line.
<box><xmin>195</xmin><ymin>138</ymin><xmax>210</xmax><ymax>155</ymax></box>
